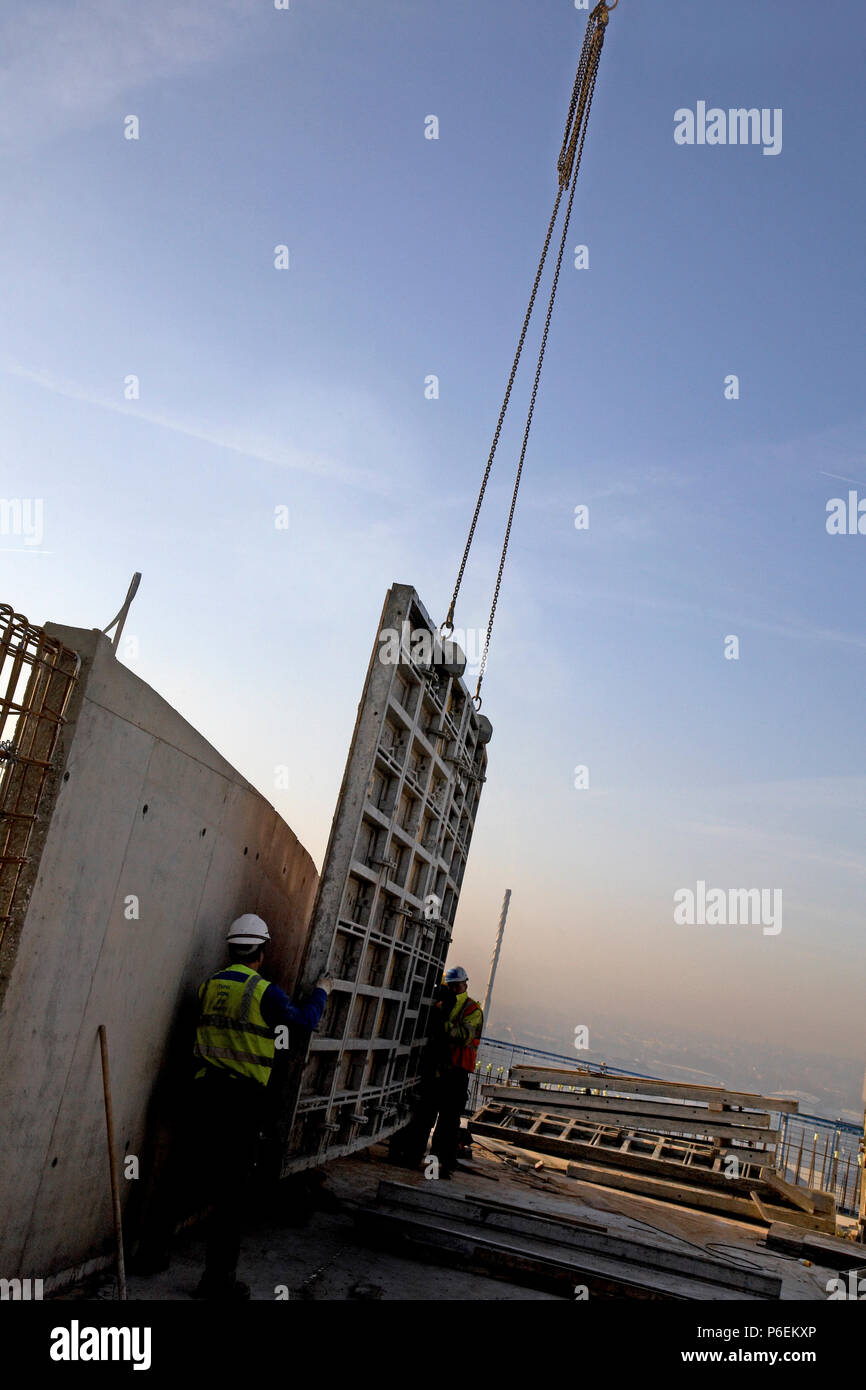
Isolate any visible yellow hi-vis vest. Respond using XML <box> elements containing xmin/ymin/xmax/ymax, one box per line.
<box><xmin>194</xmin><ymin>963</ymin><xmax>275</xmax><ymax>1086</ymax></box>
<box><xmin>444</xmin><ymin>992</ymin><xmax>483</xmax><ymax>1071</ymax></box>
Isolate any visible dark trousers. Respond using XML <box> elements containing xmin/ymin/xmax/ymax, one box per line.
<box><xmin>192</xmin><ymin>1068</ymin><xmax>265</xmax><ymax>1285</ymax></box>
<box><xmin>396</xmin><ymin>1066</ymin><xmax>469</xmax><ymax>1172</ymax></box>
<box><xmin>430</xmin><ymin>1069</ymin><xmax>470</xmax><ymax>1172</ymax></box>
<box><xmin>394</xmin><ymin>1069</ymin><xmax>440</xmax><ymax>1166</ymax></box>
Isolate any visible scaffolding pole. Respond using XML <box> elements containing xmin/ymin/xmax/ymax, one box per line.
<box><xmin>482</xmin><ymin>889</ymin><xmax>512</xmax><ymax>1031</ymax></box>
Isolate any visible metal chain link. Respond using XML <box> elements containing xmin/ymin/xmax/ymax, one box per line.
<box><xmin>473</xmin><ymin>15</ymin><xmax>608</xmax><ymax>704</ymax></box>
<box><xmin>441</xmin><ymin>2</ymin><xmax>614</xmax><ymax>698</ymax></box>
<box><xmin>442</xmin><ymin>7</ymin><xmax>610</xmax><ymax>637</ymax></box>
<box><xmin>441</xmin><ymin>187</ymin><xmax>565</xmax><ymax>637</ymax></box>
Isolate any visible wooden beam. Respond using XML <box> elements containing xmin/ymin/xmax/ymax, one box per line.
<box><xmin>760</xmin><ymin>1169</ymin><xmax>835</xmax><ymax>1216</ymax></box>
<box><xmin>369</xmin><ymin>1180</ymin><xmax>782</xmax><ymax>1298</ymax></box>
<box><xmin>765</xmin><ymin>1223</ymin><xmax>864</xmax><ymax>1270</ymax></box>
<box><xmin>355</xmin><ymin>1207</ymin><xmax>714</xmax><ymax>1300</ymax></box>
<box><xmin>481</xmin><ymin>1086</ymin><xmax>777</xmax><ymax>1143</ymax></box>
<box><xmin>563</xmin><ymin>1160</ymin><xmax>836</xmax><ymax>1233</ymax></box>
<box><xmin>509</xmin><ymin>1065</ymin><xmax>799</xmax><ymax>1114</ymax></box>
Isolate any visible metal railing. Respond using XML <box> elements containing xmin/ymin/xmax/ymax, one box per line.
<box><xmin>470</xmin><ymin>1036</ymin><xmax>863</xmax><ymax>1217</ymax></box>
<box><xmin>0</xmin><ymin>604</ymin><xmax>79</xmax><ymax>960</ymax></box>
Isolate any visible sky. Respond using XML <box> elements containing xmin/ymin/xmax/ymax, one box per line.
<box><xmin>1</xmin><ymin>0</ymin><xmax>864</xmax><ymax>1092</ymax></box>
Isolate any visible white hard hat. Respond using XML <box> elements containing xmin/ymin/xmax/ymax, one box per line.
<box><xmin>226</xmin><ymin>913</ymin><xmax>271</xmax><ymax>946</ymax></box>
<box><xmin>443</xmin><ymin>965</ymin><xmax>468</xmax><ymax>984</ymax></box>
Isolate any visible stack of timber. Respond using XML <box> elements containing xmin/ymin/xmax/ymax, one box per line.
<box><xmin>469</xmin><ymin>1064</ymin><xmax>836</xmax><ymax>1234</ymax></box>
<box><xmin>354</xmin><ymin>1180</ymin><xmax>782</xmax><ymax>1299</ymax></box>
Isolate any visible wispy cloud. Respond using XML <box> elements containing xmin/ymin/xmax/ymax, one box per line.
<box><xmin>0</xmin><ymin>0</ymin><xmax>261</xmax><ymax>152</ymax></box>
<box><xmin>680</xmin><ymin>818</ymin><xmax>866</xmax><ymax>878</ymax></box>
<box><xmin>579</xmin><ymin>583</ymin><xmax>866</xmax><ymax>653</ymax></box>
<box><xmin>818</xmin><ymin>470</ymin><xmax>866</xmax><ymax>489</ymax></box>
<box><xmin>1</xmin><ymin>360</ymin><xmax>387</xmax><ymax>490</ymax></box>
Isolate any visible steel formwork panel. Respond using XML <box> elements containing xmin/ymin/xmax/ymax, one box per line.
<box><xmin>280</xmin><ymin>584</ymin><xmax>490</xmax><ymax>1173</ymax></box>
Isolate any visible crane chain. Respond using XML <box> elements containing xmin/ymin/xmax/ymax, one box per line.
<box><xmin>441</xmin><ymin>2</ymin><xmax>614</xmax><ymax>705</ymax></box>
<box><xmin>474</xmin><ymin>25</ymin><xmax>606</xmax><ymax>704</ymax></box>
<box><xmin>441</xmin><ymin>185</ymin><xmax>565</xmax><ymax>639</ymax></box>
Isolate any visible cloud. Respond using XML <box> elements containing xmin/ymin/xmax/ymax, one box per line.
<box><xmin>1</xmin><ymin>360</ymin><xmax>387</xmax><ymax>490</ymax></box>
<box><xmin>0</xmin><ymin>0</ymin><xmax>261</xmax><ymax>152</ymax></box>
<box><xmin>818</xmin><ymin>471</ymin><xmax>866</xmax><ymax>489</ymax></box>
<box><xmin>579</xmin><ymin>583</ymin><xmax>866</xmax><ymax>653</ymax></box>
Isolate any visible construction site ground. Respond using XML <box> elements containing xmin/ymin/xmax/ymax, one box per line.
<box><xmin>56</xmin><ymin>1131</ymin><xmax>842</xmax><ymax>1302</ymax></box>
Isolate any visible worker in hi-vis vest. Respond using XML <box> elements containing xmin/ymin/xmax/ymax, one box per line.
<box><xmin>431</xmin><ymin>966</ymin><xmax>483</xmax><ymax>1175</ymax></box>
<box><xmin>191</xmin><ymin>913</ymin><xmax>332</xmax><ymax>1301</ymax></box>
<box><xmin>393</xmin><ymin>965</ymin><xmax>482</xmax><ymax>1177</ymax></box>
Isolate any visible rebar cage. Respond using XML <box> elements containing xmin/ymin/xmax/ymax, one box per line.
<box><xmin>0</xmin><ymin>604</ymin><xmax>79</xmax><ymax>991</ymax></box>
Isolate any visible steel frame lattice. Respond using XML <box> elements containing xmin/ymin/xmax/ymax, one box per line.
<box><xmin>0</xmin><ymin>604</ymin><xmax>79</xmax><ymax>1001</ymax></box>
<box><xmin>280</xmin><ymin>584</ymin><xmax>491</xmax><ymax>1172</ymax></box>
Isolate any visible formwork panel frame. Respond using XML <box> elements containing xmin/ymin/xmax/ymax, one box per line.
<box><xmin>279</xmin><ymin>584</ymin><xmax>490</xmax><ymax>1173</ymax></box>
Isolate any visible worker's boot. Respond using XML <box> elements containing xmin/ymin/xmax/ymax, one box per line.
<box><xmin>430</xmin><ymin>1152</ymin><xmax>453</xmax><ymax>1180</ymax></box>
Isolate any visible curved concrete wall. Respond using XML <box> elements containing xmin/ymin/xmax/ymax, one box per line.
<box><xmin>0</xmin><ymin>626</ymin><xmax>318</xmax><ymax>1282</ymax></box>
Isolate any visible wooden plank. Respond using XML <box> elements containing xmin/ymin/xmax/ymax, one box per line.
<box><xmin>564</xmin><ymin>1160</ymin><xmax>836</xmax><ymax>1233</ymax></box>
<box><xmin>761</xmin><ymin>1169</ymin><xmax>835</xmax><ymax>1216</ymax></box>
<box><xmin>371</xmin><ymin>1181</ymin><xmax>781</xmax><ymax>1297</ymax></box>
<box><xmin>509</xmin><ymin>1065</ymin><xmax>799</xmax><ymax>1113</ymax></box>
<box><xmin>763</xmin><ymin>1224</ymin><xmax>805</xmax><ymax>1258</ymax></box>
<box><xmin>481</xmin><ymin>1086</ymin><xmax>777</xmax><ymax>1143</ymax></box>
<box><xmin>765</xmin><ymin>1223</ymin><xmax>866</xmax><ymax>1270</ymax></box>
<box><xmin>355</xmin><ymin>1207</ymin><xmax>722</xmax><ymax>1300</ymax></box>
<box><xmin>485</xmin><ymin>1085</ymin><xmax>772</xmax><ymax>1128</ymax></box>
<box><xmin>472</xmin><ymin>1193</ymin><xmax>603</xmax><ymax>1233</ymax></box>
<box><xmin>750</xmin><ymin>1190</ymin><xmax>774</xmax><ymax>1224</ymax></box>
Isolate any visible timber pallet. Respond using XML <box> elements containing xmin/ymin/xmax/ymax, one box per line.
<box><xmin>470</xmin><ymin>1103</ymin><xmax>769</xmax><ymax>1190</ymax></box>
<box><xmin>481</xmin><ymin>1085</ymin><xmax>777</xmax><ymax>1146</ymax></box>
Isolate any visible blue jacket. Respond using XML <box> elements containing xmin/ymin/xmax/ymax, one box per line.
<box><xmin>259</xmin><ymin>980</ymin><xmax>327</xmax><ymax>1032</ymax></box>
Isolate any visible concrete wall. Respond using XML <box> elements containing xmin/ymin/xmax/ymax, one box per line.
<box><xmin>0</xmin><ymin>626</ymin><xmax>319</xmax><ymax>1282</ymax></box>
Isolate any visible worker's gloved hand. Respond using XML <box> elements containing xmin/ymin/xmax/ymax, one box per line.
<box><xmin>315</xmin><ymin>972</ymin><xmax>334</xmax><ymax>994</ymax></box>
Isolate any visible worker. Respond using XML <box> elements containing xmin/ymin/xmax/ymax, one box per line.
<box><xmin>432</xmin><ymin>966</ymin><xmax>483</xmax><ymax>1175</ymax></box>
<box><xmin>191</xmin><ymin>913</ymin><xmax>332</xmax><ymax>1300</ymax></box>
<box><xmin>394</xmin><ymin>965</ymin><xmax>483</xmax><ymax>1178</ymax></box>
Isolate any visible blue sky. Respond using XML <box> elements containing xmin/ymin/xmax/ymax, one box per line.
<box><xmin>1</xmin><ymin>0</ymin><xmax>864</xmax><ymax>1086</ymax></box>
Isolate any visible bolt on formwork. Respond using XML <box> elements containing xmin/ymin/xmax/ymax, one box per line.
<box><xmin>0</xmin><ymin>604</ymin><xmax>79</xmax><ymax>987</ymax></box>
